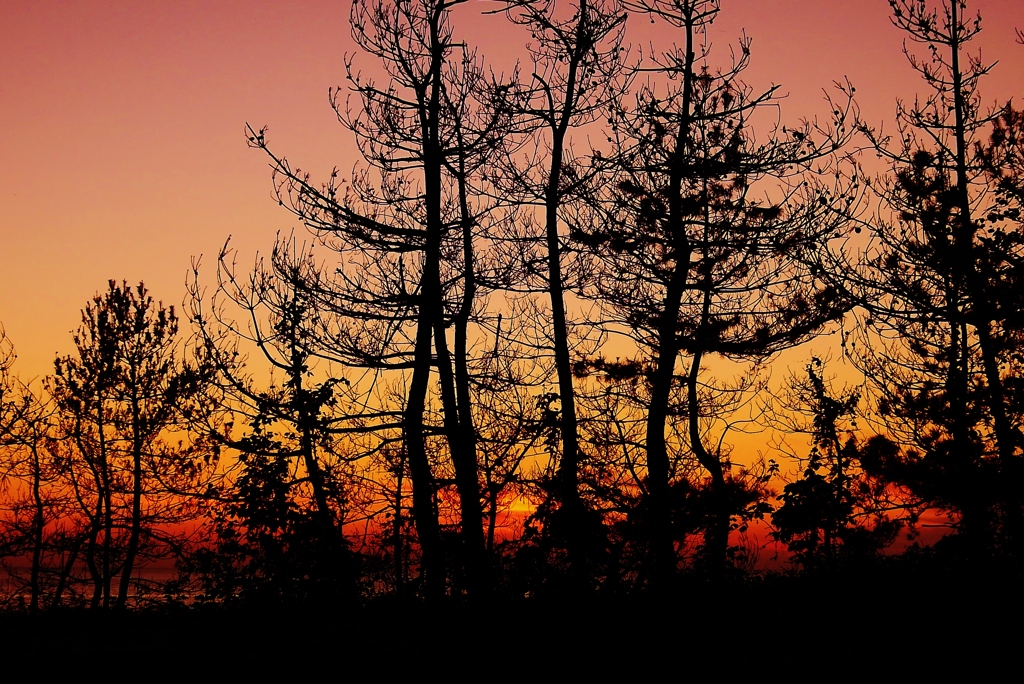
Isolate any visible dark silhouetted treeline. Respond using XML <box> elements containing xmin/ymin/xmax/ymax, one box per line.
<box><xmin>2</xmin><ymin>0</ymin><xmax>1024</xmax><ymax>612</ymax></box>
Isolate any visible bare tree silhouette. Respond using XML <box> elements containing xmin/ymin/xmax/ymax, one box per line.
<box><xmin>46</xmin><ymin>281</ymin><xmax>215</xmax><ymax>608</ymax></box>
<box><xmin>246</xmin><ymin>0</ymin><xmax>531</xmax><ymax>596</ymax></box>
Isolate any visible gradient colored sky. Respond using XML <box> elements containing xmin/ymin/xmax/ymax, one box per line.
<box><xmin>2</xmin><ymin>0</ymin><xmax>1022</xmax><ymax>378</ymax></box>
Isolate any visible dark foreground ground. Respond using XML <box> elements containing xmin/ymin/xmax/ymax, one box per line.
<box><xmin>1</xmin><ymin>572</ymin><xmax>1020</xmax><ymax>677</ymax></box>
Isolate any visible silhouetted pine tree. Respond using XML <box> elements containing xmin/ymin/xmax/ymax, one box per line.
<box><xmin>579</xmin><ymin>0</ymin><xmax>860</xmax><ymax>582</ymax></box>
<box><xmin>851</xmin><ymin>0</ymin><xmax>1024</xmax><ymax>564</ymax></box>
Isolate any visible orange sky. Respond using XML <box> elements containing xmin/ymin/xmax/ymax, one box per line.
<box><xmin>2</xmin><ymin>0</ymin><xmax>1023</xmax><ymax>379</ymax></box>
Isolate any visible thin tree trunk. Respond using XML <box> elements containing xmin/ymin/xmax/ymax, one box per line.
<box><xmin>405</xmin><ymin>309</ymin><xmax>444</xmax><ymax>597</ymax></box>
<box><xmin>487</xmin><ymin>487</ymin><xmax>498</xmax><ymax>554</ymax></box>
<box><xmin>645</xmin><ymin>266</ymin><xmax>689</xmax><ymax>583</ymax></box>
<box><xmin>401</xmin><ymin>6</ymin><xmax>451</xmax><ymax>598</ymax></box>
<box><xmin>117</xmin><ymin>390</ymin><xmax>143</xmax><ymax>608</ymax></box>
<box><xmin>450</xmin><ymin>129</ymin><xmax>490</xmax><ymax>593</ymax></box>
<box><xmin>687</xmin><ymin>345</ymin><xmax>728</xmax><ymax>575</ymax></box>
<box><xmin>96</xmin><ymin>396</ymin><xmax>113</xmax><ymax>609</ymax></box>
<box><xmin>948</xmin><ymin>0</ymin><xmax>1015</xmax><ymax>462</ymax></box>
<box><xmin>542</xmin><ymin>10</ymin><xmax>588</xmax><ymax>569</ymax></box>
<box><xmin>394</xmin><ymin>448</ymin><xmax>406</xmax><ymax>595</ymax></box>
<box><xmin>434</xmin><ymin>320</ymin><xmax>486</xmax><ymax>594</ymax></box>
<box><xmin>29</xmin><ymin>441</ymin><xmax>44</xmax><ymax>613</ymax></box>
<box><xmin>52</xmin><ymin>535</ymin><xmax>85</xmax><ymax>609</ymax></box>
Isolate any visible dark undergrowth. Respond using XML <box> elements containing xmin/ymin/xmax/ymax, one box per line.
<box><xmin>3</xmin><ymin>563</ymin><xmax>1020</xmax><ymax>676</ymax></box>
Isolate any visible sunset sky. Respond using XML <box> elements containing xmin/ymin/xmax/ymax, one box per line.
<box><xmin>2</xmin><ymin>0</ymin><xmax>1022</xmax><ymax>378</ymax></box>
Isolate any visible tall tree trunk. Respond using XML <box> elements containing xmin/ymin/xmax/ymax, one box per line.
<box><xmin>645</xmin><ymin>266</ymin><xmax>689</xmax><ymax>584</ymax></box>
<box><xmin>445</xmin><ymin>138</ymin><xmax>489</xmax><ymax>595</ymax></box>
<box><xmin>401</xmin><ymin>5</ymin><xmax>452</xmax><ymax>598</ymax></box>
<box><xmin>117</xmin><ymin>390</ymin><xmax>143</xmax><ymax>609</ymax></box>
<box><xmin>434</xmin><ymin>320</ymin><xmax>486</xmax><ymax>594</ymax></box>
<box><xmin>97</xmin><ymin>396</ymin><xmax>113</xmax><ymax>609</ymax></box>
<box><xmin>394</xmin><ymin>448</ymin><xmax>406</xmax><ymax>595</ymax></box>
<box><xmin>948</xmin><ymin>1</ymin><xmax>1016</xmax><ymax>463</ymax></box>
<box><xmin>687</xmin><ymin>348</ymin><xmax>728</xmax><ymax>576</ymax></box>
<box><xmin>644</xmin><ymin>10</ymin><xmax>697</xmax><ymax>588</ymax></box>
<box><xmin>948</xmin><ymin>4</ymin><xmax>1020</xmax><ymax>550</ymax></box>
<box><xmin>405</xmin><ymin>296</ymin><xmax>444</xmax><ymax>597</ymax></box>
<box><xmin>543</xmin><ymin>9</ymin><xmax>587</xmax><ymax>571</ymax></box>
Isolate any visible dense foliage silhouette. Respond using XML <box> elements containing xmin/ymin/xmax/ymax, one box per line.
<box><xmin>2</xmin><ymin>0</ymin><xmax>1023</xmax><ymax>612</ymax></box>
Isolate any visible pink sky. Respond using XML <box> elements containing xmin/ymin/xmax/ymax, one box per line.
<box><xmin>2</xmin><ymin>0</ymin><xmax>1022</xmax><ymax>377</ymax></box>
